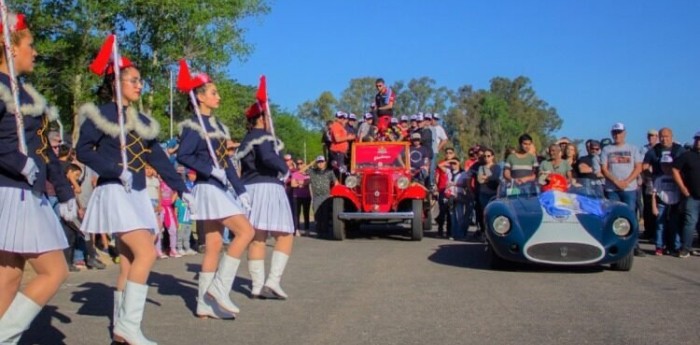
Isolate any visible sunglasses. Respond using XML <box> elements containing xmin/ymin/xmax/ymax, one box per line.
<box><xmin>591</xmin><ymin>147</ymin><xmax>601</xmax><ymax>151</ymax></box>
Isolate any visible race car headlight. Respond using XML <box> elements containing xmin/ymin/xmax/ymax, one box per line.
<box><xmin>612</xmin><ymin>218</ymin><xmax>631</xmax><ymax>237</ymax></box>
<box><xmin>492</xmin><ymin>216</ymin><xmax>511</xmax><ymax>236</ymax></box>
<box><xmin>345</xmin><ymin>175</ymin><xmax>359</xmax><ymax>189</ymax></box>
<box><xmin>396</xmin><ymin>176</ymin><xmax>410</xmax><ymax>189</ymax></box>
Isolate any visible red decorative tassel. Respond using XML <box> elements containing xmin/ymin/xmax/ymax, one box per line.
<box><xmin>176</xmin><ymin>59</ymin><xmax>193</xmax><ymax>92</ymax></box>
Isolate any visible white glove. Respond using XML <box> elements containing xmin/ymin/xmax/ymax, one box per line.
<box><xmin>211</xmin><ymin>167</ymin><xmax>228</xmax><ymax>186</ymax></box>
<box><xmin>120</xmin><ymin>170</ymin><xmax>133</xmax><ymax>193</ymax></box>
<box><xmin>21</xmin><ymin>157</ymin><xmax>39</xmax><ymax>186</ymax></box>
<box><xmin>59</xmin><ymin>198</ymin><xmax>78</xmax><ymax>222</ymax></box>
<box><xmin>181</xmin><ymin>192</ymin><xmax>197</xmax><ymax>216</ymax></box>
<box><xmin>279</xmin><ymin>170</ymin><xmax>290</xmax><ymax>182</ymax></box>
<box><xmin>238</xmin><ymin>192</ymin><xmax>252</xmax><ymax>212</ymax></box>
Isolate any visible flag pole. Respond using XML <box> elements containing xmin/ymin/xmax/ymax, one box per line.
<box><xmin>169</xmin><ymin>70</ymin><xmax>174</xmax><ymax>138</ymax></box>
<box><xmin>0</xmin><ymin>4</ymin><xmax>26</xmax><ymax>154</ymax></box>
<box><xmin>111</xmin><ymin>35</ymin><xmax>129</xmax><ymax>189</ymax></box>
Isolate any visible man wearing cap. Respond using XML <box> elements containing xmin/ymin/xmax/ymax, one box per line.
<box><xmin>329</xmin><ymin>111</ymin><xmax>355</xmax><ymax>176</ymax></box>
<box><xmin>671</xmin><ymin>131</ymin><xmax>700</xmax><ymax>257</ymax></box>
<box><xmin>346</xmin><ymin>113</ymin><xmax>358</xmax><ymax>136</ymax></box>
<box><xmin>387</xmin><ymin>117</ymin><xmax>403</xmax><ymax>141</ymax></box>
<box><xmin>409</xmin><ymin>133</ymin><xmax>431</xmax><ymax>185</ymax></box>
<box><xmin>642</xmin><ymin>128</ymin><xmax>685</xmax><ymax>240</ymax></box>
<box><xmin>374</xmin><ymin>78</ymin><xmax>395</xmax><ymax>136</ymax></box>
<box><xmin>308</xmin><ymin>155</ymin><xmax>337</xmax><ymax>238</ymax></box>
<box><xmin>398</xmin><ymin>115</ymin><xmax>410</xmax><ymax>141</ymax></box>
<box><xmin>357</xmin><ymin>113</ymin><xmax>375</xmax><ymax>142</ymax></box>
<box><xmin>600</xmin><ymin>122</ymin><xmax>645</xmax><ymax>256</ymax></box>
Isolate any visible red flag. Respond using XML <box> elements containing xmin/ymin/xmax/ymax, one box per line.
<box><xmin>89</xmin><ymin>34</ymin><xmax>115</xmax><ymax>76</ymax></box>
<box><xmin>256</xmin><ymin>75</ymin><xmax>267</xmax><ymax>104</ymax></box>
<box><xmin>176</xmin><ymin>59</ymin><xmax>193</xmax><ymax>92</ymax></box>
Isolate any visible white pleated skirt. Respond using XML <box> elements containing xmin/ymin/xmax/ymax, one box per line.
<box><xmin>246</xmin><ymin>183</ymin><xmax>294</xmax><ymax>233</ymax></box>
<box><xmin>81</xmin><ymin>184</ymin><xmax>159</xmax><ymax>234</ymax></box>
<box><xmin>0</xmin><ymin>187</ymin><xmax>68</xmax><ymax>254</ymax></box>
<box><xmin>191</xmin><ymin>183</ymin><xmax>246</xmax><ymax>220</ymax></box>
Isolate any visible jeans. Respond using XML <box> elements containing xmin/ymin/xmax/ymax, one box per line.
<box><xmin>295</xmin><ymin>196</ymin><xmax>311</xmax><ymax>231</ymax></box>
<box><xmin>655</xmin><ymin>202</ymin><xmax>680</xmax><ymax>251</ymax></box>
<box><xmin>177</xmin><ymin>223</ymin><xmax>192</xmax><ymax>251</ymax></box>
<box><xmin>478</xmin><ymin>193</ymin><xmax>496</xmax><ymax>234</ymax></box>
<box><xmin>681</xmin><ymin>197</ymin><xmax>700</xmax><ymax>251</ymax></box>
<box><xmin>605</xmin><ymin>190</ymin><xmax>638</xmax><ymax>214</ymax></box>
<box><xmin>450</xmin><ymin>201</ymin><xmax>466</xmax><ymax>239</ymax></box>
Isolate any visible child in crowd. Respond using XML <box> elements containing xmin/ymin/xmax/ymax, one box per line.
<box><xmin>174</xmin><ymin>194</ymin><xmax>196</xmax><ymax>256</ymax></box>
<box><xmin>651</xmin><ymin>155</ymin><xmax>681</xmax><ymax>256</ymax></box>
<box><xmin>145</xmin><ymin>165</ymin><xmax>165</xmax><ymax>258</ymax></box>
<box><xmin>160</xmin><ymin>178</ymin><xmax>181</xmax><ymax>257</ymax></box>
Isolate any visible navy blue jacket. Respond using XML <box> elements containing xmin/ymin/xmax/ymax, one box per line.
<box><xmin>0</xmin><ymin>73</ymin><xmax>74</xmax><ymax>202</ymax></box>
<box><xmin>75</xmin><ymin>102</ymin><xmax>187</xmax><ymax>195</ymax></box>
<box><xmin>176</xmin><ymin>115</ymin><xmax>246</xmax><ymax>195</ymax></box>
<box><xmin>235</xmin><ymin>128</ymin><xmax>288</xmax><ymax>185</ymax></box>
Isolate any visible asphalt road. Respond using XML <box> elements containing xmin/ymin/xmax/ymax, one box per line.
<box><xmin>18</xmin><ymin>226</ymin><xmax>700</xmax><ymax>345</ymax></box>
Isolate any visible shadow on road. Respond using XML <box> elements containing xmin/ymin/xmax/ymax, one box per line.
<box><xmin>428</xmin><ymin>243</ymin><xmax>491</xmax><ymax>270</ymax></box>
<box><xmin>20</xmin><ymin>305</ymin><xmax>70</xmax><ymax>345</ymax></box>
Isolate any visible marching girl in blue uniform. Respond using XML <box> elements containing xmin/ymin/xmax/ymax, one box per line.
<box><xmin>76</xmin><ymin>46</ymin><xmax>193</xmax><ymax>344</ymax></box>
<box><xmin>236</xmin><ymin>103</ymin><xmax>294</xmax><ymax>299</ymax></box>
<box><xmin>0</xmin><ymin>13</ymin><xmax>78</xmax><ymax>343</ymax></box>
<box><xmin>176</xmin><ymin>61</ymin><xmax>254</xmax><ymax>318</ymax></box>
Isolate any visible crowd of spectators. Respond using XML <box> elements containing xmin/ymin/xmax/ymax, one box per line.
<box><xmin>50</xmin><ymin>111</ymin><xmax>700</xmax><ymax>269</ymax></box>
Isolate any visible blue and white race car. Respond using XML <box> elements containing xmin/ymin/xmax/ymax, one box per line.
<box><xmin>484</xmin><ymin>177</ymin><xmax>638</xmax><ymax>271</ymax></box>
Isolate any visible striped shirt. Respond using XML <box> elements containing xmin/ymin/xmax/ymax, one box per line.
<box><xmin>505</xmin><ymin>153</ymin><xmax>539</xmax><ymax>179</ymax></box>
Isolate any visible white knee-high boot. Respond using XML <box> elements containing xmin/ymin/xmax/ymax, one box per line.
<box><xmin>113</xmin><ymin>290</ymin><xmax>123</xmax><ymax>327</ymax></box>
<box><xmin>113</xmin><ymin>281</ymin><xmax>157</xmax><ymax>345</ymax></box>
<box><xmin>205</xmin><ymin>255</ymin><xmax>241</xmax><ymax>315</ymax></box>
<box><xmin>197</xmin><ymin>272</ymin><xmax>235</xmax><ymax>319</ymax></box>
<box><xmin>0</xmin><ymin>293</ymin><xmax>41</xmax><ymax>344</ymax></box>
<box><xmin>263</xmin><ymin>251</ymin><xmax>289</xmax><ymax>300</ymax></box>
<box><xmin>248</xmin><ymin>259</ymin><xmax>265</xmax><ymax>298</ymax></box>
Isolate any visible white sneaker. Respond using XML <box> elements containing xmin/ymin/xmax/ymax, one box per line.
<box><xmin>185</xmin><ymin>249</ymin><xmax>198</xmax><ymax>256</ymax></box>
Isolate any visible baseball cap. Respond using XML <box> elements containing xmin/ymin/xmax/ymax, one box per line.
<box><xmin>390</xmin><ymin>117</ymin><xmax>398</xmax><ymax>124</ymax></box>
<box><xmin>335</xmin><ymin>111</ymin><xmax>347</xmax><ymax>118</ymax></box>
<box><xmin>433</xmin><ymin>113</ymin><xmax>440</xmax><ymax>119</ymax></box>
<box><xmin>611</xmin><ymin>122</ymin><xmax>625</xmax><ymax>131</ymax></box>
<box><xmin>647</xmin><ymin>129</ymin><xmax>658</xmax><ymax>136</ymax></box>
<box><xmin>416</xmin><ymin>114</ymin><xmax>424</xmax><ymax>122</ymax></box>
<box><xmin>284</xmin><ymin>154</ymin><xmax>292</xmax><ymax>161</ymax></box>
<box><xmin>363</xmin><ymin>112</ymin><xmax>373</xmax><ymax>119</ymax></box>
<box><xmin>400</xmin><ymin>115</ymin><xmax>409</xmax><ymax>122</ymax></box>
<box><xmin>315</xmin><ymin>155</ymin><xmax>326</xmax><ymax>162</ymax></box>
<box><xmin>660</xmin><ymin>154</ymin><xmax>673</xmax><ymax>164</ymax></box>
<box><xmin>588</xmin><ymin>139</ymin><xmax>601</xmax><ymax>148</ymax></box>
<box><xmin>410</xmin><ymin>132</ymin><xmax>421</xmax><ymax>140</ymax></box>
<box><xmin>556</xmin><ymin>137</ymin><xmax>570</xmax><ymax>145</ymax></box>
<box><xmin>348</xmin><ymin>113</ymin><xmax>357</xmax><ymax>120</ymax></box>
<box><xmin>600</xmin><ymin>138</ymin><xmax>613</xmax><ymax>147</ymax></box>
<box><xmin>424</xmin><ymin>113</ymin><xmax>433</xmax><ymax>120</ymax></box>
<box><xmin>410</xmin><ymin>114</ymin><xmax>417</xmax><ymax>121</ymax></box>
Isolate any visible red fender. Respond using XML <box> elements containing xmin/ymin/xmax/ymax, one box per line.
<box><xmin>330</xmin><ymin>185</ymin><xmax>361</xmax><ymax>210</ymax></box>
<box><xmin>397</xmin><ymin>183</ymin><xmax>428</xmax><ymax>201</ymax></box>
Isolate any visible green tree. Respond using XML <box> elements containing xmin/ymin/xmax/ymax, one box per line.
<box><xmin>296</xmin><ymin>91</ymin><xmax>338</xmax><ymax>129</ymax></box>
<box><xmin>338</xmin><ymin>77</ymin><xmax>376</xmax><ymax>116</ymax></box>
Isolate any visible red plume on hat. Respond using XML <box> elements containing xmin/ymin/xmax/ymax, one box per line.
<box><xmin>0</xmin><ymin>13</ymin><xmax>28</xmax><ymax>35</ymax></box>
<box><xmin>89</xmin><ymin>35</ymin><xmax>134</xmax><ymax>76</ymax></box>
<box><xmin>176</xmin><ymin>59</ymin><xmax>212</xmax><ymax>93</ymax></box>
<box><xmin>245</xmin><ymin>102</ymin><xmax>263</xmax><ymax>119</ymax></box>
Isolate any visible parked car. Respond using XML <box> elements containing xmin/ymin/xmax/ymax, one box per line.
<box><xmin>484</xmin><ymin>176</ymin><xmax>637</xmax><ymax>271</ymax></box>
<box><xmin>330</xmin><ymin>142</ymin><xmax>430</xmax><ymax>240</ymax></box>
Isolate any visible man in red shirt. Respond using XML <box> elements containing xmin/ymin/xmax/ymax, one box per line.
<box><xmin>329</xmin><ymin>111</ymin><xmax>355</xmax><ymax>177</ymax></box>
<box><xmin>436</xmin><ymin>147</ymin><xmax>458</xmax><ymax>237</ymax></box>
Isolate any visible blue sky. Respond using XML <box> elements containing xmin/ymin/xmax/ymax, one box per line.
<box><xmin>231</xmin><ymin>0</ymin><xmax>699</xmax><ymax>147</ymax></box>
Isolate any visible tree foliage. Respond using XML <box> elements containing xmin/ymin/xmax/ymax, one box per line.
<box><xmin>298</xmin><ymin>75</ymin><xmax>563</xmax><ymax>159</ymax></box>
<box><xmin>13</xmin><ymin>0</ymin><xmax>270</xmax><ymax>141</ymax></box>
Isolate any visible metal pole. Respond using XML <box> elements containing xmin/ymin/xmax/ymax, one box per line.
<box><xmin>111</xmin><ymin>35</ymin><xmax>129</xmax><ymax>182</ymax></box>
<box><xmin>0</xmin><ymin>4</ymin><xmax>26</xmax><ymax>154</ymax></box>
<box><xmin>169</xmin><ymin>70</ymin><xmax>173</xmax><ymax>138</ymax></box>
